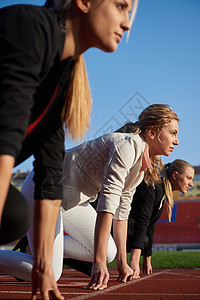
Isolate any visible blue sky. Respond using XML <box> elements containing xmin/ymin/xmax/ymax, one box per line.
<box><xmin>1</xmin><ymin>0</ymin><xmax>200</xmax><ymax>172</ymax></box>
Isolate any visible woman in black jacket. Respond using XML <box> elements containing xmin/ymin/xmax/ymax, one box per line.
<box><xmin>127</xmin><ymin>159</ymin><xmax>194</xmax><ymax>278</ymax></box>
<box><xmin>0</xmin><ymin>0</ymin><xmax>138</xmax><ymax>298</ymax></box>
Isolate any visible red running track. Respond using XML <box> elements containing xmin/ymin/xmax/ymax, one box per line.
<box><xmin>0</xmin><ymin>268</ymin><xmax>200</xmax><ymax>299</ymax></box>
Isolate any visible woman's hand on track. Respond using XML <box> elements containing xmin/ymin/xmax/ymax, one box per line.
<box><xmin>117</xmin><ymin>262</ymin><xmax>134</xmax><ymax>282</ymax></box>
<box><xmin>31</xmin><ymin>265</ymin><xmax>64</xmax><ymax>300</ymax></box>
<box><xmin>86</xmin><ymin>262</ymin><xmax>109</xmax><ymax>290</ymax></box>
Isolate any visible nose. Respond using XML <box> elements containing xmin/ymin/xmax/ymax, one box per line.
<box><xmin>189</xmin><ymin>180</ymin><xmax>193</xmax><ymax>187</ymax></box>
<box><xmin>122</xmin><ymin>14</ymin><xmax>131</xmax><ymax>32</ymax></box>
<box><xmin>174</xmin><ymin>136</ymin><xmax>179</xmax><ymax>145</ymax></box>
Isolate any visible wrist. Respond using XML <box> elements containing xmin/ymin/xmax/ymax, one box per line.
<box><xmin>33</xmin><ymin>256</ymin><xmax>52</xmax><ymax>275</ymax></box>
<box><xmin>130</xmin><ymin>248</ymin><xmax>141</xmax><ymax>264</ymax></box>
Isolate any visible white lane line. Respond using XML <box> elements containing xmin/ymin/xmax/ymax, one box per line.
<box><xmin>0</xmin><ymin>291</ymin><xmax>32</xmax><ymax>294</ymax></box>
<box><xmin>69</xmin><ymin>271</ymin><xmax>166</xmax><ymax>300</ymax></box>
<box><xmin>164</xmin><ymin>270</ymin><xmax>200</xmax><ymax>279</ymax></box>
<box><xmin>0</xmin><ymin>291</ymin><xmax>200</xmax><ymax>297</ymax></box>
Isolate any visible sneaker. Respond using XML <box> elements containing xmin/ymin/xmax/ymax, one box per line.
<box><xmin>63</xmin><ymin>258</ymin><xmax>92</xmax><ymax>276</ymax></box>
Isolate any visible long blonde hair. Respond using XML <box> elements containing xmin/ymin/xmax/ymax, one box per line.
<box><xmin>62</xmin><ymin>55</ymin><xmax>92</xmax><ymax>139</ymax></box>
<box><xmin>45</xmin><ymin>0</ymin><xmax>138</xmax><ymax>139</ymax></box>
<box><xmin>116</xmin><ymin>104</ymin><xmax>179</xmax><ymax>185</ymax></box>
<box><xmin>161</xmin><ymin>159</ymin><xmax>193</xmax><ymax>221</ymax></box>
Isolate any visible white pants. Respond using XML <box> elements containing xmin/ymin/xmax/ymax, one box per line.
<box><xmin>0</xmin><ymin>171</ymin><xmax>116</xmax><ymax>281</ymax></box>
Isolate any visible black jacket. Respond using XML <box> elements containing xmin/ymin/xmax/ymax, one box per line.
<box><xmin>0</xmin><ymin>5</ymin><xmax>74</xmax><ymax>199</ymax></box>
<box><xmin>127</xmin><ymin>180</ymin><xmax>165</xmax><ymax>256</ymax></box>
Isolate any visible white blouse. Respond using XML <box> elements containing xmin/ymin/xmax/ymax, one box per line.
<box><xmin>62</xmin><ymin>132</ymin><xmax>146</xmax><ymax>220</ymax></box>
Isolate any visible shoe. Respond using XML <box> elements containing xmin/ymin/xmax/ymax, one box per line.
<box><xmin>63</xmin><ymin>258</ymin><xmax>92</xmax><ymax>276</ymax></box>
<box><xmin>12</xmin><ymin>235</ymin><xmax>28</xmax><ymax>282</ymax></box>
<box><xmin>12</xmin><ymin>235</ymin><xmax>28</xmax><ymax>252</ymax></box>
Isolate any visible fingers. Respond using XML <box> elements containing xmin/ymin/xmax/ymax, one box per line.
<box><xmin>31</xmin><ymin>269</ymin><xmax>64</xmax><ymax>300</ymax></box>
<box><xmin>31</xmin><ymin>294</ymin><xmax>37</xmax><ymax>300</ymax></box>
<box><xmin>147</xmin><ymin>268</ymin><xmax>152</xmax><ymax>275</ymax></box>
<box><xmin>133</xmin><ymin>275</ymin><xmax>140</xmax><ymax>279</ymax></box>
<box><xmin>117</xmin><ymin>265</ymin><xmax>135</xmax><ymax>282</ymax></box>
<box><xmin>133</xmin><ymin>269</ymin><xmax>140</xmax><ymax>279</ymax></box>
<box><xmin>32</xmin><ymin>286</ymin><xmax>64</xmax><ymax>300</ymax></box>
<box><xmin>41</xmin><ymin>281</ymin><xmax>64</xmax><ymax>300</ymax></box>
<box><xmin>31</xmin><ymin>279</ymin><xmax>38</xmax><ymax>300</ymax></box>
<box><xmin>86</xmin><ymin>273</ymin><xmax>99</xmax><ymax>289</ymax></box>
<box><xmin>86</xmin><ymin>270</ymin><xmax>109</xmax><ymax>290</ymax></box>
<box><xmin>121</xmin><ymin>273</ymin><xmax>133</xmax><ymax>282</ymax></box>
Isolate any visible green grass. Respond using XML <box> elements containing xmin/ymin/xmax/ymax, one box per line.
<box><xmin>108</xmin><ymin>251</ymin><xmax>200</xmax><ymax>269</ymax></box>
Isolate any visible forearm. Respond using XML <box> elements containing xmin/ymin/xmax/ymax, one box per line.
<box><xmin>130</xmin><ymin>248</ymin><xmax>141</xmax><ymax>265</ymax></box>
<box><xmin>113</xmin><ymin>219</ymin><xmax>128</xmax><ymax>266</ymax></box>
<box><xmin>129</xmin><ymin>248</ymin><xmax>141</xmax><ymax>278</ymax></box>
<box><xmin>33</xmin><ymin>199</ymin><xmax>62</xmax><ymax>271</ymax></box>
<box><xmin>0</xmin><ymin>155</ymin><xmax>15</xmax><ymax>222</ymax></box>
<box><xmin>94</xmin><ymin>212</ymin><xmax>113</xmax><ymax>265</ymax></box>
<box><xmin>112</xmin><ymin>219</ymin><xmax>134</xmax><ymax>281</ymax></box>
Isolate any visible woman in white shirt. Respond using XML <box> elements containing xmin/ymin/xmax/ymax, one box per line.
<box><xmin>0</xmin><ymin>104</ymin><xmax>179</xmax><ymax>290</ymax></box>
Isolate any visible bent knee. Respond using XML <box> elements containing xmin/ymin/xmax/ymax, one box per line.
<box><xmin>107</xmin><ymin>242</ymin><xmax>117</xmax><ymax>263</ymax></box>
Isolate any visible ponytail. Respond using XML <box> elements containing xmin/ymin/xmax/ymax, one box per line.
<box><xmin>144</xmin><ymin>156</ymin><xmax>164</xmax><ymax>186</ymax></box>
<box><xmin>62</xmin><ymin>55</ymin><xmax>92</xmax><ymax>140</ymax></box>
<box><xmin>161</xmin><ymin>163</ymin><xmax>173</xmax><ymax>221</ymax></box>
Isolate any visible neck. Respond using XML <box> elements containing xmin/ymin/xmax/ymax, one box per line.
<box><xmin>170</xmin><ymin>180</ymin><xmax>176</xmax><ymax>192</ymax></box>
<box><xmin>61</xmin><ymin>19</ymin><xmax>89</xmax><ymax>60</ymax></box>
<box><xmin>142</xmin><ymin>133</ymin><xmax>157</xmax><ymax>158</ymax></box>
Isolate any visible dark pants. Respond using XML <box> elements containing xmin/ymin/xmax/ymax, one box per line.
<box><xmin>0</xmin><ymin>184</ymin><xmax>30</xmax><ymax>245</ymax></box>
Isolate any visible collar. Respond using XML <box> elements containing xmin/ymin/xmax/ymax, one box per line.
<box><xmin>140</xmin><ymin>142</ymin><xmax>153</xmax><ymax>172</ymax></box>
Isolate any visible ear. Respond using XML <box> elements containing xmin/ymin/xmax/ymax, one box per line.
<box><xmin>171</xmin><ymin>171</ymin><xmax>178</xmax><ymax>181</ymax></box>
<box><xmin>75</xmin><ymin>0</ymin><xmax>91</xmax><ymax>13</ymax></box>
<box><xmin>146</xmin><ymin>126</ymin><xmax>157</xmax><ymax>140</ymax></box>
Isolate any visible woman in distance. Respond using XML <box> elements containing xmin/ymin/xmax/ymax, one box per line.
<box><xmin>127</xmin><ymin>159</ymin><xmax>194</xmax><ymax>278</ymax></box>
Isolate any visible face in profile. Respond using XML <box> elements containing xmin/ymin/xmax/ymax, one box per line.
<box><xmin>149</xmin><ymin>119</ymin><xmax>179</xmax><ymax>157</ymax></box>
<box><xmin>173</xmin><ymin>166</ymin><xmax>194</xmax><ymax>194</ymax></box>
<box><xmin>84</xmin><ymin>0</ymin><xmax>132</xmax><ymax>52</ymax></box>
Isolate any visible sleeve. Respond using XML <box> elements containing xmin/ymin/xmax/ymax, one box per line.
<box><xmin>96</xmin><ymin>137</ymin><xmax>136</xmax><ymax>220</ymax></box>
<box><xmin>141</xmin><ymin>223</ymin><xmax>155</xmax><ymax>257</ymax></box>
<box><xmin>129</xmin><ymin>181</ymin><xmax>156</xmax><ymax>250</ymax></box>
<box><xmin>0</xmin><ymin>6</ymin><xmax>51</xmax><ymax>159</ymax></box>
<box><xmin>113</xmin><ymin>189</ymin><xmax>135</xmax><ymax>220</ymax></box>
<box><xmin>33</xmin><ymin>124</ymin><xmax>65</xmax><ymax>200</ymax></box>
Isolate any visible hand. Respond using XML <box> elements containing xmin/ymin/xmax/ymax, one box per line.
<box><xmin>142</xmin><ymin>256</ymin><xmax>152</xmax><ymax>275</ymax></box>
<box><xmin>31</xmin><ymin>199</ymin><xmax>63</xmax><ymax>299</ymax></box>
<box><xmin>129</xmin><ymin>260</ymin><xmax>140</xmax><ymax>279</ymax></box>
<box><xmin>117</xmin><ymin>262</ymin><xmax>134</xmax><ymax>282</ymax></box>
<box><xmin>31</xmin><ymin>265</ymin><xmax>64</xmax><ymax>300</ymax></box>
<box><xmin>86</xmin><ymin>262</ymin><xmax>109</xmax><ymax>290</ymax></box>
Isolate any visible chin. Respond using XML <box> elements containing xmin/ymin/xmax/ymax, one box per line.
<box><xmin>164</xmin><ymin>152</ymin><xmax>171</xmax><ymax>157</ymax></box>
<box><xmin>100</xmin><ymin>43</ymin><xmax>118</xmax><ymax>53</ymax></box>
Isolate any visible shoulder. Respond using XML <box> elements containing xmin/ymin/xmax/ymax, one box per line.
<box><xmin>137</xmin><ymin>180</ymin><xmax>155</xmax><ymax>193</ymax></box>
<box><xmin>0</xmin><ymin>5</ymin><xmax>51</xmax><ymax>28</ymax></box>
<box><xmin>103</xmin><ymin>132</ymin><xmax>145</xmax><ymax>149</ymax></box>
<box><xmin>0</xmin><ymin>5</ymin><xmax>64</xmax><ymax>59</ymax></box>
<box><xmin>101</xmin><ymin>133</ymin><xmax>145</xmax><ymax>167</ymax></box>
<box><xmin>135</xmin><ymin>180</ymin><xmax>156</xmax><ymax>200</ymax></box>
<box><xmin>154</xmin><ymin>181</ymin><xmax>165</xmax><ymax>198</ymax></box>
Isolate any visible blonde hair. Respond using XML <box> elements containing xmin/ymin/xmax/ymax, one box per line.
<box><xmin>116</xmin><ymin>104</ymin><xmax>179</xmax><ymax>185</ymax></box>
<box><xmin>46</xmin><ymin>0</ymin><xmax>138</xmax><ymax>139</ymax></box>
<box><xmin>127</xmin><ymin>0</ymin><xmax>139</xmax><ymax>40</ymax></box>
<box><xmin>161</xmin><ymin>159</ymin><xmax>193</xmax><ymax>221</ymax></box>
<box><xmin>62</xmin><ymin>55</ymin><xmax>92</xmax><ymax>139</ymax></box>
